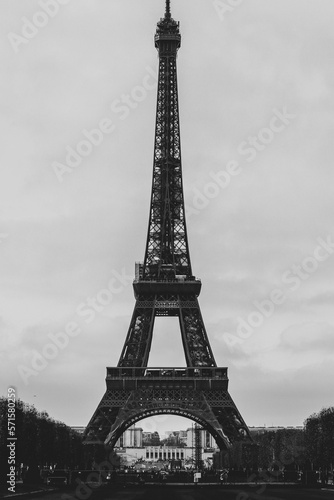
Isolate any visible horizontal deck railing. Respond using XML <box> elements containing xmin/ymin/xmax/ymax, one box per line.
<box><xmin>106</xmin><ymin>367</ymin><xmax>228</xmax><ymax>380</ymax></box>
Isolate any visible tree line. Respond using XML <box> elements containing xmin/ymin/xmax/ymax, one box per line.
<box><xmin>1</xmin><ymin>397</ymin><xmax>333</xmax><ymax>486</ymax></box>
<box><xmin>0</xmin><ymin>397</ymin><xmax>85</xmax><ymax>485</ymax></box>
<box><xmin>304</xmin><ymin>407</ymin><xmax>334</xmax><ymax>473</ymax></box>
<box><xmin>224</xmin><ymin>407</ymin><xmax>334</xmax><ymax>479</ymax></box>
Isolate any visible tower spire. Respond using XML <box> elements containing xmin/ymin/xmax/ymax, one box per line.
<box><xmin>165</xmin><ymin>0</ymin><xmax>171</xmax><ymax>18</ymax></box>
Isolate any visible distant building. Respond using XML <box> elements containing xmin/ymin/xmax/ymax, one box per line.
<box><xmin>108</xmin><ymin>426</ymin><xmax>218</xmax><ymax>468</ymax></box>
<box><xmin>186</xmin><ymin>427</ymin><xmax>217</xmax><ymax>450</ymax></box>
<box><xmin>116</xmin><ymin>445</ymin><xmax>214</xmax><ymax>468</ymax></box>
<box><xmin>164</xmin><ymin>430</ymin><xmax>186</xmax><ymax>446</ymax></box>
<box><xmin>248</xmin><ymin>426</ymin><xmax>303</xmax><ymax>435</ymax></box>
<box><xmin>145</xmin><ymin>446</ymin><xmax>187</xmax><ymax>461</ymax></box>
<box><xmin>71</xmin><ymin>426</ymin><xmax>85</xmax><ymax>435</ymax></box>
<box><xmin>74</xmin><ymin>425</ymin><xmax>218</xmax><ymax>451</ymax></box>
<box><xmin>115</xmin><ymin>425</ymin><xmax>143</xmax><ymax>448</ymax></box>
<box><xmin>142</xmin><ymin>431</ymin><xmax>160</xmax><ymax>445</ymax></box>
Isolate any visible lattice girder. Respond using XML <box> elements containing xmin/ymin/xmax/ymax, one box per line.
<box><xmin>117</xmin><ymin>293</ymin><xmax>216</xmax><ymax>367</ymax></box>
<box><xmin>143</xmin><ymin>19</ymin><xmax>191</xmax><ymax>280</ymax></box>
<box><xmin>84</xmin><ymin>385</ymin><xmax>250</xmax><ymax>451</ymax></box>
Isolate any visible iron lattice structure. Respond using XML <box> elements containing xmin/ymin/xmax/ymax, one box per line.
<box><xmin>84</xmin><ymin>1</ymin><xmax>251</xmax><ymax>452</ymax></box>
<box><xmin>194</xmin><ymin>424</ymin><xmax>203</xmax><ymax>471</ymax></box>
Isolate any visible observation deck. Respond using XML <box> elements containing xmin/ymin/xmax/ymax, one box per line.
<box><xmin>155</xmin><ymin>31</ymin><xmax>181</xmax><ymax>44</ymax></box>
<box><xmin>106</xmin><ymin>366</ymin><xmax>228</xmax><ymax>391</ymax></box>
<box><xmin>155</xmin><ymin>2</ymin><xmax>181</xmax><ymax>52</ymax></box>
<box><xmin>133</xmin><ymin>277</ymin><xmax>201</xmax><ymax>298</ymax></box>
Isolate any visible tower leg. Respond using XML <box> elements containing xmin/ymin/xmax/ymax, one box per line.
<box><xmin>118</xmin><ymin>299</ymin><xmax>155</xmax><ymax>367</ymax></box>
<box><xmin>179</xmin><ymin>297</ymin><xmax>216</xmax><ymax>366</ymax></box>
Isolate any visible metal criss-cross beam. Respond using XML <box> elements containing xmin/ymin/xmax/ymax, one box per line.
<box><xmin>116</xmin><ymin>0</ymin><xmax>217</xmax><ymax>369</ymax></box>
<box><xmin>84</xmin><ymin>368</ymin><xmax>250</xmax><ymax>450</ymax></box>
<box><xmin>143</xmin><ymin>0</ymin><xmax>187</xmax><ymax>281</ymax></box>
<box><xmin>83</xmin><ymin>1</ymin><xmax>252</xmax><ymax>453</ymax></box>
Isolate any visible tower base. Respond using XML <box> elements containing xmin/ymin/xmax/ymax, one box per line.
<box><xmin>83</xmin><ymin>367</ymin><xmax>250</xmax><ymax>450</ymax></box>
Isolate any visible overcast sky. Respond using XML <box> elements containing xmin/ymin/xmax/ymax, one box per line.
<box><xmin>1</xmin><ymin>0</ymin><xmax>334</xmax><ymax>436</ymax></box>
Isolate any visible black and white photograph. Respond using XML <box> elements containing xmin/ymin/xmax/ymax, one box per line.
<box><xmin>0</xmin><ymin>1</ymin><xmax>333</xmax><ymax>498</ymax></box>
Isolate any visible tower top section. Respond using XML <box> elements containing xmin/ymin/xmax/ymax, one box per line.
<box><xmin>165</xmin><ymin>0</ymin><xmax>171</xmax><ymax>18</ymax></box>
<box><xmin>155</xmin><ymin>0</ymin><xmax>181</xmax><ymax>52</ymax></box>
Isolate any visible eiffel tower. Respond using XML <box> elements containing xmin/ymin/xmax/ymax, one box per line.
<box><xmin>84</xmin><ymin>0</ymin><xmax>250</xmax><ymax>451</ymax></box>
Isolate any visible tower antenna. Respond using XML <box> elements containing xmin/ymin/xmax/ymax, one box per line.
<box><xmin>165</xmin><ymin>0</ymin><xmax>171</xmax><ymax>18</ymax></box>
